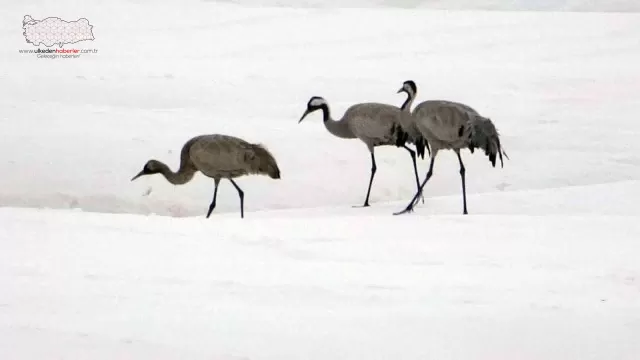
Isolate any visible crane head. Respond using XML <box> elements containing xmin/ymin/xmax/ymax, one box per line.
<box><xmin>299</xmin><ymin>96</ymin><xmax>327</xmax><ymax>123</ymax></box>
<box><xmin>131</xmin><ymin>160</ymin><xmax>162</xmax><ymax>181</ymax></box>
<box><xmin>397</xmin><ymin>80</ymin><xmax>417</xmax><ymax>95</ymax></box>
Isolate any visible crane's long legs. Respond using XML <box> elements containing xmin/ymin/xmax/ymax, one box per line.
<box><xmin>403</xmin><ymin>145</ymin><xmax>424</xmax><ymax>204</ymax></box>
<box><xmin>353</xmin><ymin>152</ymin><xmax>377</xmax><ymax>208</ymax></box>
<box><xmin>456</xmin><ymin>151</ymin><xmax>468</xmax><ymax>215</ymax></box>
<box><xmin>206</xmin><ymin>178</ymin><xmax>221</xmax><ymax>218</ymax></box>
<box><xmin>393</xmin><ymin>154</ymin><xmax>436</xmax><ymax>216</ymax></box>
<box><xmin>363</xmin><ymin>152</ymin><xmax>377</xmax><ymax>207</ymax></box>
<box><xmin>229</xmin><ymin>179</ymin><xmax>245</xmax><ymax>218</ymax></box>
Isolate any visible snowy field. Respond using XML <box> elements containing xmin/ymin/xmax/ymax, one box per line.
<box><xmin>1</xmin><ymin>0</ymin><xmax>640</xmax><ymax>359</ymax></box>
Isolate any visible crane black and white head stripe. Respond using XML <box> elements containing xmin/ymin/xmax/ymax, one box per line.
<box><xmin>397</xmin><ymin>80</ymin><xmax>417</xmax><ymax>95</ymax></box>
<box><xmin>308</xmin><ymin>96</ymin><xmax>327</xmax><ymax>107</ymax></box>
<box><xmin>299</xmin><ymin>96</ymin><xmax>329</xmax><ymax>123</ymax></box>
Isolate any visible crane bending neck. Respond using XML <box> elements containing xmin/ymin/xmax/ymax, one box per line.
<box><xmin>401</xmin><ymin>92</ymin><xmax>415</xmax><ymax>112</ymax></box>
<box><xmin>320</xmin><ymin>104</ymin><xmax>356</xmax><ymax>139</ymax></box>
<box><xmin>156</xmin><ymin>161</ymin><xmax>195</xmax><ymax>185</ymax></box>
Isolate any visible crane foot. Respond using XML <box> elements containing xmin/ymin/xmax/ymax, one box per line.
<box><xmin>393</xmin><ymin>206</ymin><xmax>415</xmax><ymax>216</ymax></box>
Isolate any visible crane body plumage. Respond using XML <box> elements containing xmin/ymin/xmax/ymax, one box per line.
<box><xmin>395</xmin><ymin>80</ymin><xmax>508</xmax><ymax>215</ymax></box>
<box><xmin>131</xmin><ymin>134</ymin><xmax>281</xmax><ymax>218</ymax></box>
<box><xmin>342</xmin><ymin>103</ymin><xmax>407</xmax><ymax>150</ymax></box>
<box><xmin>411</xmin><ymin>100</ymin><xmax>506</xmax><ymax>167</ymax></box>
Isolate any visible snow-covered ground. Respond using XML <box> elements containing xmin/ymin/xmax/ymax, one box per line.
<box><xmin>212</xmin><ymin>0</ymin><xmax>640</xmax><ymax>12</ymax></box>
<box><xmin>1</xmin><ymin>1</ymin><xmax>640</xmax><ymax>359</ymax></box>
<box><xmin>2</xmin><ymin>207</ymin><xmax>639</xmax><ymax>360</ymax></box>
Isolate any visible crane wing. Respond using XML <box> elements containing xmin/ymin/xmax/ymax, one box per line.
<box><xmin>345</xmin><ymin>103</ymin><xmax>403</xmax><ymax>144</ymax></box>
<box><xmin>188</xmin><ymin>135</ymin><xmax>254</xmax><ymax>176</ymax></box>
<box><xmin>415</xmin><ymin>104</ymin><xmax>474</xmax><ymax>144</ymax></box>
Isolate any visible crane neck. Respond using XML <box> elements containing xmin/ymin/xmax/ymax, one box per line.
<box><xmin>401</xmin><ymin>91</ymin><xmax>415</xmax><ymax>112</ymax></box>
<box><xmin>156</xmin><ymin>161</ymin><xmax>195</xmax><ymax>185</ymax></box>
<box><xmin>320</xmin><ymin>104</ymin><xmax>356</xmax><ymax>139</ymax></box>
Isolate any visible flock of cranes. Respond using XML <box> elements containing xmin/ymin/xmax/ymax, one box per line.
<box><xmin>131</xmin><ymin>79</ymin><xmax>508</xmax><ymax>218</ymax></box>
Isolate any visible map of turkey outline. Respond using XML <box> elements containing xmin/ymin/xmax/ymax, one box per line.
<box><xmin>22</xmin><ymin>15</ymin><xmax>95</xmax><ymax>48</ymax></box>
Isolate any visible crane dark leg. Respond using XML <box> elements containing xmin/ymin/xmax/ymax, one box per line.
<box><xmin>362</xmin><ymin>152</ymin><xmax>377</xmax><ymax>207</ymax></box>
<box><xmin>456</xmin><ymin>151</ymin><xmax>468</xmax><ymax>215</ymax></box>
<box><xmin>393</xmin><ymin>154</ymin><xmax>436</xmax><ymax>216</ymax></box>
<box><xmin>229</xmin><ymin>179</ymin><xmax>245</xmax><ymax>218</ymax></box>
<box><xmin>206</xmin><ymin>179</ymin><xmax>221</xmax><ymax>218</ymax></box>
<box><xmin>403</xmin><ymin>145</ymin><xmax>424</xmax><ymax>204</ymax></box>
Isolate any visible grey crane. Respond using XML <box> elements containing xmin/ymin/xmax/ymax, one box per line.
<box><xmin>131</xmin><ymin>134</ymin><xmax>281</xmax><ymax>218</ymax></box>
<box><xmin>393</xmin><ymin>80</ymin><xmax>509</xmax><ymax>215</ymax></box>
<box><xmin>298</xmin><ymin>96</ymin><xmax>423</xmax><ymax>207</ymax></box>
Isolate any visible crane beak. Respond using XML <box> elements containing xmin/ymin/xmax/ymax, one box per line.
<box><xmin>298</xmin><ymin>109</ymin><xmax>311</xmax><ymax>123</ymax></box>
<box><xmin>396</xmin><ymin>87</ymin><xmax>405</xmax><ymax>94</ymax></box>
<box><xmin>131</xmin><ymin>170</ymin><xmax>145</xmax><ymax>181</ymax></box>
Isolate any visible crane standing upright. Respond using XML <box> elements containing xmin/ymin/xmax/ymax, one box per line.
<box><xmin>393</xmin><ymin>80</ymin><xmax>509</xmax><ymax>215</ymax></box>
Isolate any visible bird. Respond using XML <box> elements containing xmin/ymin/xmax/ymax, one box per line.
<box><xmin>393</xmin><ymin>80</ymin><xmax>509</xmax><ymax>215</ymax></box>
<box><xmin>298</xmin><ymin>96</ymin><xmax>423</xmax><ymax>208</ymax></box>
<box><xmin>397</xmin><ymin>79</ymin><xmax>481</xmax><ymax>181</ymax></box>
<box><xmin>131</xmin><ymin>134</ymin><xmax>281</xmax><ymax>219</ymax></box>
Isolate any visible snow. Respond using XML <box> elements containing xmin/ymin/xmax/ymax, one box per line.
<box><xmin>2</xmin><ymin>208</ymin><xmax>640</xmax><ymax>360</ymax></box>
<box><xmin>211</xmin><ymin>0</ymin><xmax>640</xmax><ymax>12</ymax></box>
<box><xmin>1</xmin><ymin>0</ymin><xmax>640</xmax><ymax>359</ymax></box>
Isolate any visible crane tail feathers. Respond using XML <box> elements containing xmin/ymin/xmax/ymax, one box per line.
<box><xmin>393</xmin><ymin>125</ymin><xmax>409</xmax><ymax>148</ymax></box>
<box><xmin>247</xmin><ymin>143</ymin><xmax>281</xmax><ymax>179</ymax></box>
<box><xmin>415</xmin><ymin>137</ymin><xmax>426</xmax><ymax>159</ymax></box>
<box><xmin>469</xmin><ymin>117</ymin><xmax>508</xmax><ymax>168</ymax></box>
